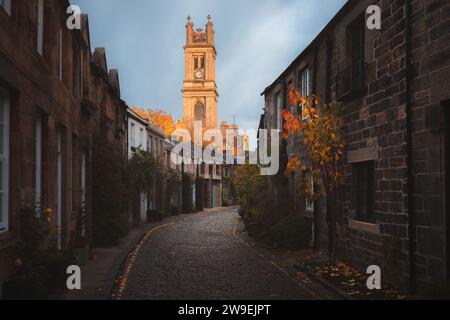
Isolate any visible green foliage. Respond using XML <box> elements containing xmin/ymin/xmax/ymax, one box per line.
<box><xmin>233</xmin><ymin>165</ymin><xmax>285</xmax><ymax>236</ymax></box>
<box><xmin>269</xmin><ymin>214</ymin><xmax>312</xmax><ymax>249</ymax></box>
<box><xmin>92</xmin><ymin>136</ymin><xmax>129</xmax><ymax>247</ymax></box>
<box><xmin>182</xmin><ymin>173</ymin><xmax>193</xmax><ymax>213</ymax></box>
<box><xmin>128</xmin><ymin>148</ymin><xmax>163</xmax><ymax>194</ymax></box>
<box><xmin>166</xmin><ymin>167</ymin><xmax>181</xmax><ymax>187</ymax></box>
<box><xmin>2</xmin><ymin>205</ymin><xmax>71</xmax><ymax>300</ymax></box>
<box><xmin>233</xmin><ymin>164</ymin><xmax>268</xmax><ymax>211</ymax></box>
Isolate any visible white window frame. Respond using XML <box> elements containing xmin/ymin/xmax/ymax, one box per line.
<box><xmin>35</xmin><ymin>115</ymin><xmax>42</xmax><ymax>216</ymax></box>
<box><xmin>0</xmin><ymin>0</ymin><xmax>11</xmax><ymax>15</ymax></box>
<box><xmin>275</xmin><ymin>92</ymin><xmax>282</xmax><ymax>130</ymax></box>
<box><xmin>37</xmin><ymin>0</ymin><xmax>44</xmax><ymax>56</ymax></box>
<box><xmin>305</xmin><ymin>172</ymin><xmax>314</xmax><ymax>212</ymax></box>
<box><xmin>0</xmin><ymin>89</ymin><xmax>10</xmax><ymax>232</ymax></box>
<box><xmin>139</xmin><ymin>128</ymin><xmax>144</xmax><ymax>148</ymax></box>
<box><xmin>80</xmin><ymin>149</ymin><xmax>86</xmax><ymax>237</ymax></box>
<box><xmin>148</xmin><ymin>134</ymin><xmax>152</xmax><ymax>151</ymax></box>
<box><xmin>300</xmin><ymin>69</ymin><xmax>310</xmax><ymax>120</ymax></box>
<box><xmin>130</xmin><ymin>122</ymin><xmax>135</xmax><ymax>148</ymax></box>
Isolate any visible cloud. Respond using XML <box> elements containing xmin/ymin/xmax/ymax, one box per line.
<box><xmin>73</xmin><ymin>0</ymin><xmax>347</xmax><ymax>150</ymax></box>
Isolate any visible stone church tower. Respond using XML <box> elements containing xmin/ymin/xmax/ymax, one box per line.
<box><xmin>182</xmin><ymin>15</ymin><xmax>218</xmax><ymax>137</ymax></box>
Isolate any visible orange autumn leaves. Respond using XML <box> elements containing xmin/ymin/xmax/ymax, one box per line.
<box><xmin>282</xmin><ymin>84</ymin><xmax>345</xmax><ymax>195</ymax></box>
<box><xmin>132</xmin><ymin>107</ymin><xmax>175</xmax><ymax>138</ymax></box>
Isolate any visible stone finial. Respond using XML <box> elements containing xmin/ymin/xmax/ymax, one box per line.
<box><xmin>187</xmin><ymin>15</ymin><xmax>191</xmax><ymax>23</ymax></box>
<box><xmin>207</xmin><ymin>15</ymin><xmax>212</xmax><ymax>22</ymax></box>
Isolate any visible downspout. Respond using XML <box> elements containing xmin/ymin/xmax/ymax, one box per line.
<box><xmin>405</xmin><ymin>0</ymin><xmax>416</xmax><ymax>293</ymax></box>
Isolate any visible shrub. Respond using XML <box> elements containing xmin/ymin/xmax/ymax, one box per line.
<box><xmin>269</xmin><ymin>214</ymin><xmax>312</xmax><ymax>250</ymax></box>
<box><xmin>92</xmin><ymin>135</ymin><xmax>129</xmax><ymax>247</ymax></box>
<box><xmin>182</xmin><ymin>173</ymin><xmax>193</xmax><ymax>213</ymax></box>
<box><xmin>2</xmin><ymin>206</ymin><xmax>72</xmax><ymax>300</ymax></box>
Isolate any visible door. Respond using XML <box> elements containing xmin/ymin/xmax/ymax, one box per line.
<box><xmin>140</xmin><ymin>192</ymin><xmax>147</xmax><ymax>222</ymax></box>
<box><xmin>0</xmin><ymin>90</ymin><xmax>10</xmax><ymax>232</ymax></box>
<box><xmin>350</xmin><ymin>16</ymin><xmax>365</xmax><ymax>91</ymax></box>
<box><xmin>212</xmin><ymin>182</ymin><xmax>217</xmax><ymax>208</ymax></box>
<box><xmin>35</xmin><ymin>115</ymin><xmax>42</xmax><ymax>215</ymax></box>
<box><xmin>81</xmin><ymin>150</ymin><xmax>86</xmax><ymax>237</ymax></box>
<box><xmin>445</xmin><ymin>101</ymin><xmax>450</xmax><ymax>283</ymax></box>
<box><xmin>56</xmin><ymin>129</ymin><xmax>63</xmax><ymax>249</ymax></box>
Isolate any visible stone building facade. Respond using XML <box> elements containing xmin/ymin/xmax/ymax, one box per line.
<box><xmin>0</xmin><ymin>0</ymin><xmax>127</xmax><ymax>295</ymax></box>
<box><xmin>182</xmin><ymin>15</ymin><xmax>218</xmax><ymax>136</ymax></box>
<box><xmin>261</xmin><ymin>0</ymin><xmax>450</xmax><ymax>291</ymax></box>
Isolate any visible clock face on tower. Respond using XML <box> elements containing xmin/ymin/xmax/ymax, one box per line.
<box><xmin>194</xmin><ymin>70</ymin><xmax>204</xmax><ymax>80</ymax></box>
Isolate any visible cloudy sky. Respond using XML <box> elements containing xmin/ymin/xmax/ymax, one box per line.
<box><xmin>73</xmin><ymin>0</ymin><xmax>346</xmax><ymax>148</ymax></box>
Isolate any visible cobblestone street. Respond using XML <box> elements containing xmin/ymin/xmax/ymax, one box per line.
<box><xmin>116</xmin><ymin>207</ymin><xmax>330</xmax><ymax>300</ymax></box>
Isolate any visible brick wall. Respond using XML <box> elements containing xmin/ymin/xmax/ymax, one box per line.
<box><xmin>262</xmin><ymin>0</ymin><xmax>450</xmax><ymax>291</ymax></box>
<box><xmin>0</xmin><ymin>0</ymin><xmax>127</xmax><ymax>295</ymax></box>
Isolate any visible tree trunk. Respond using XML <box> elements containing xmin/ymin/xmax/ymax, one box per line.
<box><xmin>326</xmin><ymin>192</ymin><xmax>337</xmax><ymax>261</ymax></box>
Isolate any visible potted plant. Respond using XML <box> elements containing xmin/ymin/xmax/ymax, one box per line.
<box><xmin>2</xmin><ymin>205</ymin><xmax>69</xmax><ymax>299</ymax></box>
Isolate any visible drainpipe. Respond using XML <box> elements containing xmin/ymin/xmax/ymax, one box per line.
<box><xmin>405</xmin><ymin>0</ymin><xmax>416</xmax><ymax>293</ymax></box>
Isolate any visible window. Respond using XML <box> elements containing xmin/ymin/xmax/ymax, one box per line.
<box><xmin>72</xmin><ymin>134</ymin><xmax>79</xmax><ymax>211</ymax></box>
<box><xmin>80</xmin><ymin>51</ymin><xmax>84</xmax><ymax>98</ymax></box>
<box><xmin>337</xmin><ymin>16</ymin><xmax>366</xmax><ymax>99</ymax></box>
<box><xmin>37</xmin><ymin>0</ymin><xmax>44</xmax><ymax>55</ymax></box>
<box><xmin>35</xmin><ymin>114</ymin><xmax>42</xmax><ymax>215</ymax></box>
<box><xmin>0</xmin><ymin>0</ymin><xmax>11</xmax><ymax>15</ymax></box>
<box><xmin>72</xmin><ymin>40</ymin><xmax>81</xmax><ymax>99</ymax></box>
<box><xmin>59</xmin><ymin>28</ymin><xmax>63</xmax><ymax>81</ymax></box>
<box><xmin>148</xmin><ymin>135</ymin><xmax>152</xmax><ymax>152</ymax></box>
<box><xmin>130</xmin><ymin>122</ymin><xmax>135</xmax><ymax>148</ymax></box>
<box><xmin>305</xmin><ymin>172</ymin><xmax>314</xmax><ymax>212</ymax></box>
<box><xmin>275</xmin><ymin>92</ymin><xmax>282</xmax><ymax>130</ymax></box>
<box><xmin>139</xmin><ymin>128</ymin><xmax>144</xmax><ymax>148</ymax></box>
<box><xmin>353</xmin><ymin>161</ymin><xmax>375</xmax><ymax>222</ymax></box>
<box><xmin>194</xmin><ymin>55</ymin><xmax>205</xmax><ymax>69</ymax></box>
<box><xmin>0</xmin><ymin>90</ymin><xmax>10</xmax><ymax>232</ymax></box>
<box><xmin>56</xmin><ymin>127</ymin><xmax>65</xmax><ymax>249</ymax></box>
<box><xmin>194</xmin><ymin>102</ymin><xmax>205</xmax><ymax>126</ymax></box>
<box><xmin>80</xmin><ymin>149</ymin><xmax>86</xmax><ymax>238</ymax></box>
<box><xmin>325</xmin><ymin>40</ymin><xmax>332</xmax><ymax>103</ymax></box>
<box><xmin>299</xmin><ymin>69</ymin><xmax>310</xmax><ymax>120</ymax></box>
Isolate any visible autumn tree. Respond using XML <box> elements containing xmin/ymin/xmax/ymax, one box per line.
<box><xmin>131</xmin><ymin>107</ymin><xmax>175</xmax><ymax>138</ymax></box>
<box><xmin>282</xmin><ymin>84</ymin><xmax>345</xmax><ymax>260</ymax></box>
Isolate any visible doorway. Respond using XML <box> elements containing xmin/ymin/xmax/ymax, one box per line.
<box><xmin>444</xmin><ymin>101</ymin><xmax>450</xmax><ymax>283</ymax></box>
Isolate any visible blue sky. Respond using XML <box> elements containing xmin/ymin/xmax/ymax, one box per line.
<box><xmin>73</xmin><ymin>0</ymin><xmax>346</xmax><ymax>147</ymax></box>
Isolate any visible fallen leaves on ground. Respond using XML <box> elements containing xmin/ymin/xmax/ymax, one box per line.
<box><xmin>310</xmin><ymin>260</ymin><xmax>407</xmax><ymax>300</ymax></box>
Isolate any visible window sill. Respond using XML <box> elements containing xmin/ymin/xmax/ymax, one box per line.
<box><xmin>348</xmin><ymin>219</ymin><xmax>380</xmax><ymax>234</ymax></box>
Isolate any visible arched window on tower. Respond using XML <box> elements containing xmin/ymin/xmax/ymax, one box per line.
<box><xmin>194</xmin><ymin>101</ymin><xmax>206</xmax><ymax>127</ymax></box>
